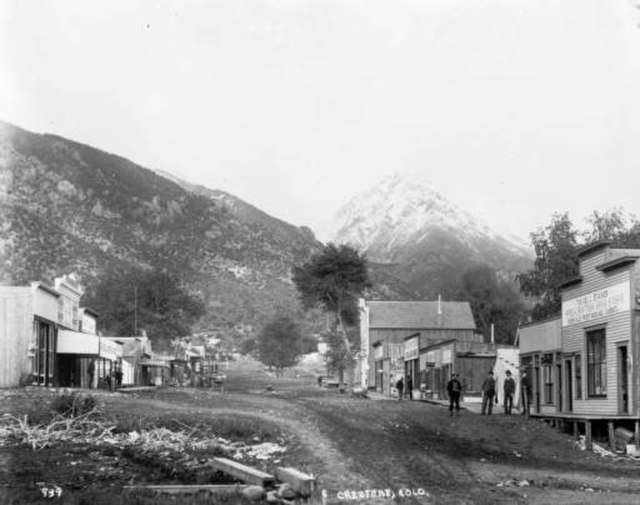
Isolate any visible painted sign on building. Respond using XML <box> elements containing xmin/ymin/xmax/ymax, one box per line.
<box><xmin>99</xmin><ymin>338</ymin><xmax>122</xmax><ymax>361</ymax></box>
<box><xmin>562</xmin><ymin>281</ymin><xmax>631</xmax><ymax>327</ymax></box>
<box><xmin>404</xmin><ymin>336</ymin><xmax>419</xmax><ymax>361</ymax></box>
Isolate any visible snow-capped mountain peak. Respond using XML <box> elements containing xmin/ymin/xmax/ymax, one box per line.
<box><xmin>329</xmin><ymin>172</ymin><xmax>530</xmax><ymax>264</ymax></box>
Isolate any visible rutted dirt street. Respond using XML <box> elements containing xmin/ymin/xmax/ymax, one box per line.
<box><xmin>4</xmin><ymin>355</ymin><xmax>640</xmax><ymax>504</ymax></box>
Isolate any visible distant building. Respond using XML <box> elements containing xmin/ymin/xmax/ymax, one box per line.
<box><xmin>358</xmin><ymin>297</ymin><xmax>477</xmax><ymax>395</ymax></box>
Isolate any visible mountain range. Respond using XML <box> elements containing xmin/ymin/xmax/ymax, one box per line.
<box><xmin>0</xmin><ymin>120</ymin><xmax>322</xmax><ymax>342</ymax></box>
<box><xmin>0</xmin><ymin>120</ymin><xmax>533</xmax><ymax>343</ymax></box>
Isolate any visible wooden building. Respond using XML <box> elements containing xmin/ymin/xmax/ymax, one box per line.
<box><xmin>0</xmin><ymin>282</ymin><xmax>59</xmax><ymax>387</ymax></box>
<box><xmin>358</xmin><ymin>297</ymin><xmax>477</xmax><ymax>395</ymax></box>
<box><xmin>419</xmin><ymin>337</ymin><xmax>507</xmax><ymax>399</ymax></box>
<box><xmin>518</xmin><ymin>317</ymin><xmax>562</xmax><ymax>415</ymax></box>
<box><xmin>0</xmin><ymin>274</ymin><xmax>109</xmax><ymax>388</ymax></box>
<box><xmin>519</xmin><ymin>242</ymin><xmax>640</xmax><ymax>450</ymax></box>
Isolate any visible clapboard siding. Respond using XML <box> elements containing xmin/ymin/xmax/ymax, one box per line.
<box><xmin>0</xmin><ymin>289</ymin><xmax>33</xmax><ymax>388</ymax></box>
<box><xmin>520</xmin><ymin>318</ymin><xmax>561</xmax><ymax>354</ymax></box>
<box><xmin>366</xmin><ymin>328</ymin><xmax>477</xmax><ymax>386</ymax></box>
<box><xmin>561</xmin><ymin>246</ymin><xmax>635</xmax><ymax>416</ymax></box>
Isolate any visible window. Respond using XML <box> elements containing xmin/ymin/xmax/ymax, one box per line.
<box><xmin>575</xmin><ymin>354</ymin><xmax>582</xmax><ymax>400</ymax></box>
<box><xmin>587</xmin><ymin>329</ymin><xmax>606</xmax><ymax>397</ymax></box>
<box><xmin>543</xmin><ymin>364</ymin><xmax>554</xmax><ymax>404</ymax></box>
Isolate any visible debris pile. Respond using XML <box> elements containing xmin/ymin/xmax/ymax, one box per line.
<box><xmin>0</xmin><ymin>412</ymin><xmax>287</xmax><ymax>463</ymax></box>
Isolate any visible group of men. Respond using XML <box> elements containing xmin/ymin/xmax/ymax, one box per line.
<box><xmin>446</xmin><ymin>369</ymin><xmax>532</xmax><ymax>417</ymax></box>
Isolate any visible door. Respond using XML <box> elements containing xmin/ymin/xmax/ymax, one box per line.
<box><xmin>556</xmin><ymin>364</ymin><xmax>563</xmax><ymax>412</ymax></box>
<box><xmin>618</xmin><ymin>345</ymin><xmax>629</xmax><ymax>414</ymax></box>
<box><xmin>565</xmin><ymin>359</ymin><xmax>573</xmax><ymax>412</ymax></box>
<box><xmin>534</xmin><ymin>367</ymin><xmax>541</xmax><ymax>413</ymax></box>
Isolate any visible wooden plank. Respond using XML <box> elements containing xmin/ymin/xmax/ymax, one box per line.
<box><xmin>275</xmin><ymin>467</ymin><xmax>317</xmax><ymax>497</ymax></box>
<box><xmin>636</xmin><ymin>420</ymin><xmax>640</xmax><ymax>449</ymax></box>
<box><xmin>608</xmin><ymin>421</ymin><xmax>616</xmax><ymax>452</ymax></box>
<box><xmin>123</xmin><ymin>484</ymin><xmax>249</xmax><ymax>495</ymax></box>
<box><xmin>573</xmin><ymin>421</ymin><xmax>579</xmax><ymax>439</ymax></box>
<box><xmin>585</xmin><ymin>421</ymin><xmax>593</xmax><ymax>451</ymax></box>
<box><xmin>211</xmin><ymin>457</ymin><xmax>275</xmax><ymax>487</ymax></box>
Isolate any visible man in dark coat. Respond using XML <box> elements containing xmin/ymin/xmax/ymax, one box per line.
<box><xmin>396</xmin><ymin>376</ymin><xmax>404</xmax><ymax>401</ymax></box>
<box><xmin>446</xmin><ymin>373</ymin><xmax>462</xmax><ymax>416</ymax></box>
<box><xmin>406</xmin><ymin>375</ymin><xmax>413</xmax><ymax>400</ymax></box>
<box><xmin>503</xmin><ymin>370</ymin><xmax>516</xmax><ymax>415</ymax></box>
<box><xmin>520</xmin><ymin>370</ymin><xmax>532</xmax><ymax>418</ymax></box>
<box><xmin>481</xmin><ymin>371</ymin><xmax>496</xmax><ymax>415</ymax></box>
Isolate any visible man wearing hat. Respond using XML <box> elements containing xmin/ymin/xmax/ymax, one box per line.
<box><xmin>446</xmin><ymin>372</ymin><xmax>463</xmax><ymax>416</ymax></box>
<box><xmin>481</xmin><ymin>371</ymin><xmax>496</xmax><ymax>415</ymax></box>
<box><xmin>503</xmin><ymin>370</ymin><xmax>516</xmax><ymax>415</ymax></box>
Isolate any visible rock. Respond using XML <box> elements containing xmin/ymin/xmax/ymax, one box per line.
<box><xmin>242</xmin><ymin>485</ymin><xmax>266</xmax><ymax>501</ymax></box>
<box><xmin>266</xmin><ymin>490</ymin><xmax>281</xmax><ymax>504</ymax></box>
<box><xmin>278</xmin><ymin>483</ymin><xmax>297</xmax><ymax>499</ymax></box>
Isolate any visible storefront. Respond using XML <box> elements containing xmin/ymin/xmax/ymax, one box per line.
<box><xmin>56</xmin><ymin>329</ymin><xmax>100</xmax><ymax>388</ymax></box>
<box><xmin>403</xmin><ymin>333</ymin><xmax>420</xmax><ymax>395</ymax></box>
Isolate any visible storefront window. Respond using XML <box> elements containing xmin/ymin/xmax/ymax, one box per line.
<box><xmin>587</xmin><ymin>328</ymin><xmax>606</xmax><ymax>397</ymax></box>
<box><xmin>543</xmin><ymin>365</ymin><xmax>553</xmax><ymax>404</ymax></box>
<box><xmin>575</xmin><ymin>354</ymin><xmax>582</xmax><ymax>400</ymax></box>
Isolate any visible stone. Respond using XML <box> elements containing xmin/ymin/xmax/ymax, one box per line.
<box><xmin>242</xmin><ymin>485</ymin><xmax>266</xmax><ymax>501</ymax></box>
<box><xmin>266</xmin><ymin>490</ymin><xmax>281</xmax><ymax>504</ymax></box>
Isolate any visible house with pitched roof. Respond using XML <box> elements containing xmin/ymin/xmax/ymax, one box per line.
<box><xmin>358</xmin><ymin>297</ymin><xmax>478</xmax><ymax>395</ymax></box>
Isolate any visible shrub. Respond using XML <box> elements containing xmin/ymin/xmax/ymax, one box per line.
<box><xmin>50</xmin><ymin>392</ymin><xmax>98</xmax><ymax>418</ymax></box>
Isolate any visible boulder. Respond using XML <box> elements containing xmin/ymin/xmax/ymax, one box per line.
<box><xmin>242</xmin><ymin>485</ymin><xmax>266</xmax><ymax>502</ymax></box>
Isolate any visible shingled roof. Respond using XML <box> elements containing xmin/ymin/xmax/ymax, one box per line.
<box><xmin>365</xmin><ymin>301</ymin><xmax>476</xmax><ymax>330</ymax></box>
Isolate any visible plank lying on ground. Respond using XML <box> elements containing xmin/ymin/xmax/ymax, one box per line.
<box><xmin>123</xmin><ymin>484</ymin><xmax>250</xmax><ymax>495</ymax></box>
<box><xmin>212</xmin><ymin>457</ymin><xmax>276</xmax><ymax>487</ymax></box>
<box><xmin>276</xmin><ymin>467</ymin><xmax>317</xmax><ymax>497</ymax></box>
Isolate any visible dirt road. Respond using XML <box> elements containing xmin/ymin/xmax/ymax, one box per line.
<box><xmin>111</xmin><ymin>355</ymin><xmax>640</xmax><ymax>504</ymax></box>
<box><xmin>4</xmin><ymin>355</ymin><xmax>640</xmax><ymax>504</ymax></box>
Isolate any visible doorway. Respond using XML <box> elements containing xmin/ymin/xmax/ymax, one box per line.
<box><xmin>618</xmin><ymin>345</ymin><xmax>629</xmax><ymax>414</ymax></box>
<box><xmin>565</xmin><ymin>359</ymin><xmax>573</xmax><ymax>412</ymax></box>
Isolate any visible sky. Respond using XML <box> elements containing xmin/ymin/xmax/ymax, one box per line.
<box><xmin>1</xmin><ymin>0</ymin><xmax>640</xmax><ymax>242</ymax></box>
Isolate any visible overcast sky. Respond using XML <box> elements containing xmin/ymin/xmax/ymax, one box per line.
<box><xmin>2</xmin><ymin>0</ymin><xmax>640</xmax><ymax>242</ymax></box>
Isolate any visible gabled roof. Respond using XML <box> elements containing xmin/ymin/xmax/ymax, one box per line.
<box><xmin>364</xmin><ymin>301</ymin><xmax>476</xmax><ymax>330</ymax></box>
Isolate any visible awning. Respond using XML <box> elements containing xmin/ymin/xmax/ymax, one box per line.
<box><xmin>139</xmin><ymin>359</ymin><xmax>169</xmax><ymax>367</ymax></box>
<box><xmin>99</xmin><ymin>338</ymin><xmax>123</xmax><ymax>361</ymax></box>
<box><xmin>56</xmin><ymin>331</ymin><xmax>123</xmax><ymax>360</ymax></box>
<box><xmin>57</xmin><ymin>330</ymin><xmax>100</xmax><ymax>355</ymax></box>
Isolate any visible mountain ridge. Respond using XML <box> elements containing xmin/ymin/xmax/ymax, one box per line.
<box><xmin>0</xmin><ymin>120</ymin><xmax>323</xmax><ymax>343</ymax></box>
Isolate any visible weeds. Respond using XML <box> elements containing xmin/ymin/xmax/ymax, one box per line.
<box><xmin>50</xmin><ymin>392</ymin><xmax>99</xmax><ymax>418</ymax></box>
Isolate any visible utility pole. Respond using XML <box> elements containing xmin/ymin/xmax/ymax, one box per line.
<box><xmin>133</xmin><ymin>284</ymin><xmax>138</xmax><ymax>336</ymax></box>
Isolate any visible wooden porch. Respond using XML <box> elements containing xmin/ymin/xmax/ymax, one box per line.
<box><xmin>530</xmin><ymin>412</ymin><xmax>640</xmax><ymax>452</ymax></box>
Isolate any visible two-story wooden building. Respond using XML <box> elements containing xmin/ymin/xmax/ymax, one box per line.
<box><xmin>519</xmin><ymin>242</ymin><xmax>640</xmax><ymax>449</ymax></box>
<box><xmin>358</xmin><ymin>297</ymin><xmax>477</xmax><ymax>395</ymax></box>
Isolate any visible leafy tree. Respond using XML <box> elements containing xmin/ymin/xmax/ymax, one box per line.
<box><xmin>257</xmin><ymin>315</ymin><xmax>306</xmax><ymax>375</ymax></box>
<box><xmin>292</xmin><ymin>243</ymin><xmax>371</xmax><ymax>381</ymax></box>
<box><xmin>82</xmin><ymin>265</ymin><xmax>205</xmax><ymax>349</ymax></box>
<box><xmin>518</xmin><ymin>213</ymin><xmax>580</xmax><ymax>321</ymax></box>
<box><xmin>461</xmin><ymin>265</ymin><xmax>526</xmax><ymax>344</ymax></box>
<box><xmin>583</xmin><ymin>208</ymin><xmax>640</xmax><ymax>248</ymax></box>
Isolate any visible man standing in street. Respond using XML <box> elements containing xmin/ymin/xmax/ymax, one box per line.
<box><xmin>447</xmin><ymin>373</ymin><xmax>462</xmax><ymax>416</ymax></box>
<box><xmin>481</xmin><ymin>371</ymin><xmax>496</xmax><ymax>415</ymax></box>
<box><xmin>503</xmin><ymin>370</ymin><xmax>516</xmax><ymax>415</ymax></box>
<box><xmin>396</xmin><ymin>376</ymin><xmax>404</xmax><ymax>401</ymax></box>
<box><xmin>406</xmin><ymin>374</ymin><xmax>413</xmax><ymax>400</ymax></box>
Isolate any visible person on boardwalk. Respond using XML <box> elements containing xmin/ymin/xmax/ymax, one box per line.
<box><xmin>406</xmin><ymin>375</ymin><xmax>414</xmax><ymax>400</ymax></box>
<box><xmin>481</xmin><ymin>371</ymin><xmax>496</xmax><ymax>415</ymax></box>
<box><xmin>503</xmin><ymin>370</ymin><xmax>516</xmax><ymax>415</ymax></box>
<box><xmin>447</xmin><ymin>373</ymin><xmax>462</xmax><ymax>416</ymax></box>
<box><xmin>114</xmin><ymin>369</ymin><xmax>123</xmax><ymax>390</ymax></box>
<box><xmin>520</xmin><ymin>370</ymin><xmax>532</xmax><ymax>418</ymax></box>
<box><xmin>396</xmin><ymin>376</ymin><xmax>404</xmax><ymax>400</ymax></box>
